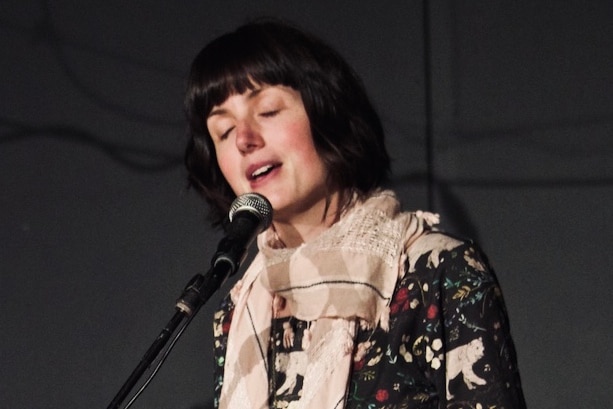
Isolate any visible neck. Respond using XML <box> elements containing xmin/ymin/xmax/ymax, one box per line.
<box><xmin>272</xmin><ymin>193</ymin><xmax>341</xmax><ymax>248</ymax></box>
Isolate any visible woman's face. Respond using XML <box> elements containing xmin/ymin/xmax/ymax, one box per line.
<box><xmin>206</xmin><ymin>84</ymin><xmax>331</xmax><ymax>224</ymax></box>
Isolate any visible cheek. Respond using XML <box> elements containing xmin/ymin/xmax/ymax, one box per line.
<box><xmin>287</xmin><ymin>121</ymin><xmax>320</xmax><ymax>160</ymax></box>
<box><xmin>298</xmin><ymin>136</ymin><xmax>327</xmax><ymax>174</ymax></box>
<box><xmin>215</xmin><ymin>146</ymin><xmax>240</xmax><ymax>187</ymax></box>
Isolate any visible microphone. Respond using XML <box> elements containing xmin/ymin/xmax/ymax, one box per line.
<box><xmin>213</xmin><ymin>192</ymin><xmax>273</xmax><ymax>274</ymax></box>
<box><xmin>176</xmin><ymin>193</ymin><xmax>272</xmax><ymax>316</ymax></box>
<box><xmin>108</xmin><ymin>194</ymin><xmax>273</xmax><ymax>409</ymax></box>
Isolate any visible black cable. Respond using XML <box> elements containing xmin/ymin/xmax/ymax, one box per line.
<box><xmin>123</xmin><ymin>312</ymin><xmax>196</xmax><ymax>409</ymax></box>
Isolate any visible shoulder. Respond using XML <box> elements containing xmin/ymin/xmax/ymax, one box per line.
<box><xmin>406</xmin><ymin>230</ymin><xmax>473</xmax><ymax>274</ymax></box>
<box><xmin>403</xmin><ymin>230</ymin><xmax>501</xmax><ymax>298</ymax></box>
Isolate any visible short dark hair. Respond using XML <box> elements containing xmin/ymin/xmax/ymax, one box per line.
<box><xmin>184</xmin><ymin>19</ymin><xmax>390</xmax><ymax>226</ymax></box>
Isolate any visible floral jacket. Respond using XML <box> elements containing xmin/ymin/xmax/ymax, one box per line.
<box><xmin>212</xmin><ymin>234</ymin><xmax>526</xmax><ymax>408</ymax></box>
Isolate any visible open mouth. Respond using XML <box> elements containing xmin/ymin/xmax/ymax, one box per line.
<box><xmin>249</xmin><ymin>164</ymin><xmax>279</xmax><ymax>180</ymax></box>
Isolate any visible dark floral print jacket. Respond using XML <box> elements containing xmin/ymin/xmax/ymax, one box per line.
<box><xmin>212</xmin><ymin>234</ymin><xmax>526</xmax><ymax>409</ymax></box>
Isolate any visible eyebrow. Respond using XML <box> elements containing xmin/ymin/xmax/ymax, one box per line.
<box><xmin>207</xmin><ymin>88</ymin><xmax>264</xmax><ymax>119</ymax></box>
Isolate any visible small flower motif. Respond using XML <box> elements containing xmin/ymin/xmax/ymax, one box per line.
<box><xmin>453</xmin><ymin>285</ymin><xmax>473</xmax><ymax>301</ymax></box>
<box><xmin>425</xmin><ymin>338</ymin><xmax>444</xmax><ymax>369</ymax></box>
<box><xmin>360</xmin><ymin>369</ymin><xmax>376</xmax><ymax>381</ymax></box>
<box><xmin>222</xmin><ymin>321</ymin><xmax>231</xmax><ymax>334</ymax></box>
<box><xmin>375</xmin><ymin>388</ymin><xmax>389</xmax><ymax>402</ymax></box>
<box><xmin>396</xmin><ymin>287</ymin><xmax>409</xmax><ymax>302</ymax></box>
<box><xmin>391</xmin><ymin>287</ymin><xmax>410</xmax><ymax>315</ymax></box>
<box><xmin>426</xmin><ymin>304</ymin><xmax>438</xmax><ymax>319</ymax></box>
<box><xmin>430</xmin><ymin>356</ymin><xmax>442</xmax><ymax>369</ymax></box>
<box><xmin>399</xmin><ymin>343</ymin><xmax>413</xmax><ymax>362</ymax></box>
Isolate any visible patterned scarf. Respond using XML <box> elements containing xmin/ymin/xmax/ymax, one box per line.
<box><xmin>218</xmin><ymin>190</ymin><xmax>438</xmax><ymax>409</ymax></box>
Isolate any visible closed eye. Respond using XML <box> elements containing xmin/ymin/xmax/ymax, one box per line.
<box><xmin>260</xmin><ymin>110</ymin><xmax>279</xmax><ymax>118</ymax></box>
<box><xmin>219</xmin><ymin>127</ymin><xmax>234</xmax><ymax>140</ymax></box>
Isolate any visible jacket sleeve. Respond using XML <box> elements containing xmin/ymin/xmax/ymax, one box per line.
<box><xmin>423</xmin><ymin>236</ymin><xmax>526</xmax><ymax>408</ymax></box>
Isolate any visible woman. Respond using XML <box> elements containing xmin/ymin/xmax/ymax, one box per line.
<box><xmin>184</xmin><ymin>20</ymin><xmax>526</xmax><ymax>409</ymax></box>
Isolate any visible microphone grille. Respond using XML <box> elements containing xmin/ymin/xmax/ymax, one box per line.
<box><xmin>228</xmin><ymin>193</ymin><xmax>273</xmax><ymax>229</ymax></box>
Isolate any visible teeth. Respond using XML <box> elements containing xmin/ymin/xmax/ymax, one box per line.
<box><xmin>252</xmin><ymin>165</ymin><xmax>273</xmax><ymax>178</ymax></box>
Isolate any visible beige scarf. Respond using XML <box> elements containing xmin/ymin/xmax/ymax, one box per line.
<box><xmin>218</xmin><ymin>190</ymin><xmax>438</xmax><ymax>409</ymax></box>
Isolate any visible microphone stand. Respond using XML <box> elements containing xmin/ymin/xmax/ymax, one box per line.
<box><xmin>106</xmin><ymin>261</ymin><xmax>233</xmax><ymax>409</ymax></box>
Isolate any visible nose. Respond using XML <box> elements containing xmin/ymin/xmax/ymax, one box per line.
<box><xmin>235</xmin><ymin>120</ymin><xmax>264</xmax><ymax>154</ymax></box>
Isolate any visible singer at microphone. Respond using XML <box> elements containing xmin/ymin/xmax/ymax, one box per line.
<box><xmin>182</xmin><ymin>20</ymin><xmax>526</xmax><ymax>409</ymax></box>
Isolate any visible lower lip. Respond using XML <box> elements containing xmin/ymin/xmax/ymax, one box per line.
<box><xmin>249</xmin><ymin>166</ymin><xmax>281</xmax><ymax>188</ymax></box>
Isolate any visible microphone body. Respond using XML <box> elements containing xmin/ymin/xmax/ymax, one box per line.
<box><xmin>176</xmin><ymin>193</ymin><xmax>272</xmax><ymax>315</ymax></box>
<box><xmin>108</xmin><ymin>193</ymin><xmax>272</xmax><ymax>409</ymax></box>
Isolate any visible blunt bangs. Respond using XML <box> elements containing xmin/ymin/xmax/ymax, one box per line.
<box><xmin>186</xmin><ymin>24</ymin><xmax>308</xmax><ymax>134</ymax></box>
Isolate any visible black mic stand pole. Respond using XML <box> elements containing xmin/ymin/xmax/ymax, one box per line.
<box><xmin>106</xmin><ymin>260</ymin><xmax>233</xmax><ymax>409</ymax></box>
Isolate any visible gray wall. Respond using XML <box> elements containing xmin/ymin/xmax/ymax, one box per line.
<box><xmin>1</xmin><ymin>1</ymin><xmax>611</xmax><ymax>408</ymax></box>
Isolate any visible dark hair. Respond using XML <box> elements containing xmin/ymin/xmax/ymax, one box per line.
<box><xmin>184</xmin><ymin>19</ymin><xmax>390</xmax><ymax>226</ymax></box>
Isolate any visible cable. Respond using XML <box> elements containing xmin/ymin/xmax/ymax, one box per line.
<box><xmin>123</xmin><ymin>312</ymin><xmax>197</xmax><ymax>409</ymax></box>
